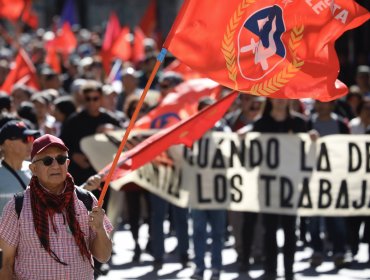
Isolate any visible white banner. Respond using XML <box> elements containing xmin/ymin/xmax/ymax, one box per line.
<box><xmin>81</xmin><ymin>131</ymin><xmax>370</xmax><ymax>216</ymax></box>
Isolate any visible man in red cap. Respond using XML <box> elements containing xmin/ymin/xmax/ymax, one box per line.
<box><xmin>0</xmin><ymin>134</ymin><xmax>113</xmax><ymax>279</ymax></box>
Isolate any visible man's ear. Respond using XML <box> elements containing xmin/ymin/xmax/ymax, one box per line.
<box><xmin>29</xmin><ymin>162</ymin><xmax>36</xmax><ymax>174</ymax></box>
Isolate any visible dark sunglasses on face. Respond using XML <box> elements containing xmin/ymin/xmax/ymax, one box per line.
<box><xmin>160</xmin><ymin>83</ymin><xmax>170</xmax><ymax>90</ymax></box>
<box><xmin>32</xmin><ymin>155</ymin><xmax>69</xmax><ymax>166</ymax></box>
<box><xmin>85</xmin><ymin>96</ymin><xmax>100</xmax><ymax>102</ymax></box>
<box><xmin>10</xmin><ymin>135</ymin><xmax>35</xmax><ymax>144</ymax></box>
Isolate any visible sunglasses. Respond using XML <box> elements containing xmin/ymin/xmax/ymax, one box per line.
<box><xmin>85</xmin><ymin>96</ymin><xmax>100</xmax><ymax>102</ymax></box>
<box><xmin>32</xmin><ymin>155</ymin><xmax>69</xmax><ymax>166</ymax></box>
<box><xmin>10</xmin><ymin>135</ymin><xmax>35</xmax><ymax>144</ymax></box>
<box><xmin>160</xmin><ymin>84</ymin><xmax>170</xmax><ymax>90</ymax></box>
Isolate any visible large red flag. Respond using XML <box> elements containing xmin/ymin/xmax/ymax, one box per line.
<box><xmin>1</xmin><ymin>49</ymin><xmax>39</xmax><ymax>93</ymax></box>
<box><xmin>164</xmin><ymin>0</ymin><xmax>370</xmax><ymax>101</ymax></box>
<box><xmin>135</xmin><ymin>78</ymin><xmax>222</xmax><ymax>129</ymax></box>
<box><xmin>99</xmin><ymin>91</ymin><xmax>238</xmax><ymax>180</ymax></box>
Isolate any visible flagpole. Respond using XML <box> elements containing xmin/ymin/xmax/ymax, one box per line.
<box><xmin>97</xmin><ymin>48</ymin><xmax>167</xmax><ymax>206</ymax></box>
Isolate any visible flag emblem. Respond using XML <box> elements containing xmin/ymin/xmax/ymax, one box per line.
<box><xmin>150</xmin><ymin>113</ymin><xmax>181</xmax><ymax>129</ymax></box>
<box><xmin>238</xmin><ymin>5</ymin><xmax>286</xmax><ymax>81</ymax></box>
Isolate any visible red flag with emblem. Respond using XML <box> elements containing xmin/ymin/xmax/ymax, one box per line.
<box><xmin>99</xmin><ymin>91</ymin><xmax>237</xmax><ymax>180</ymax></box>
<box><xmin>164</xmin><ymin>0</ymin><xmax>370</xmax><ymax>101</ymax></box>
<box><xmin>135</xmin><ymin>78</ymin><xmax>222</xmax><ymax>129</ymax></box>
<box><xmin>1</xmin><ymin>49</ymin><xmax>39</xmax><ymax>93</ymax></box>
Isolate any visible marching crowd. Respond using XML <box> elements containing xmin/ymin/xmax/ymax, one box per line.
<box><xmin>0</xmin><ymin>17</ymin><xmax>369</xmax><ymax>280</ymax></box>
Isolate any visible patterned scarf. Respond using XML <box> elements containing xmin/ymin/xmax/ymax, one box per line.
<box><xmin>30</xmin><ymin>173</ymin><xmax>91</xmax><ymax>266</ymax></box>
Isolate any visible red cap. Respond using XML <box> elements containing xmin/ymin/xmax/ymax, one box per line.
<box><xmin>31</xmin><ymin>134</ymin><xmax>69</xmax><ymax>160</ymax></box>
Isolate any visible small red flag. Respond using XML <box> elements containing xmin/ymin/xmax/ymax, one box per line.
<box><xmin>21</xmin><ymin>0</ymin><xmax>38</xmax><ymax>29</ymax></box>
<box><xmin>52</xmin><ymin>22</ymin><xmax>77</xmax><ymax>55</ymax></box>
<box><xmin>45</xmin><ymin>47</ymin><xmax>61</xmax><ymax>74</ymax></box>
<box><xmin>100</xmin><ymin>91</ymin><xmax>238</xmax><ymax>180</ymax></box>
<box><xmin>165</xmin><ymin>0</ymin><xmax>370</xmax><ymax>101</ymax></box>
<box><xmin>135</xmin><ymin>78</ymin><xmax>222</xmax><ymax>129</ymax></box>
<box><xmin>101</xmin><ymin>12</ymin><xmax>121</xmax><ymax>73</ymax></box>
<box><xmin>139</xmin><ymin>0</ymin><xmax>157</xmax><ymax>37</ymax></box>
<box><xmin>131</xmin><ymin>27</ymin><xmax>146</xmax><ymax>63</ymax></box>
<box><xmin>111</xmin><ymin>26</ymin><xmax>132</xmax><ymax>62</ymax></box>
<box><xmin>102</xmin><ymin>12</ymin><xmax>121</xmax><ymax>51</ymax></box>
<box><xmin>0</xmin><ymin>0</ymin><xmax>25</xmax><ymax>21</ymax></box>
<box><xmin>1</xmin><ymin>49</ymin><xmax>39</xmax><ymax>93</ymax></box>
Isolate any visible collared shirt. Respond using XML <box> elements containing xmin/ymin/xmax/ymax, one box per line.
<box><xmin>0</xmin><ymin>188</ymin><xmax>113</xmax><ymax>280</ymax></box>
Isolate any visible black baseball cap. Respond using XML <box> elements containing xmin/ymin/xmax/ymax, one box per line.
<box><xmin>0</xmin><ymin>120</ymin><xmax>40</xmax><ymax>145</ymax></box>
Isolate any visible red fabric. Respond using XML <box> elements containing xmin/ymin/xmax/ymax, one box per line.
<box><xmin>131</xmin><ymin>27</ymin><xmax>145</xmax><ymax>63</ymax></box>
<box><xmin>0</xmin><ymin>0</ymin><xmax>25</xmax><ymax>21</ymax></box>
<box><xmin>164</xmin><ymin>59</ymin><xmax>204</xmax><ymax>80</ymax></box>
<box><xmin>139</xmin><ymin>0</ymin><xmax>157</xmax><ymax>37</ymax></box>
<box><xmin>111</xmin><ymin>26</ymin><xmax>132</xmax><ymax>62</ymax></box>
<box><xmin>135</xmin><ymin>78</ymin><xmax>222</xmax><ymax>129</ymax></box>
<box><xmin>45</xmin><ymin>47</ymin><xmax>61</xmax><ymax>74</ymax></box>
<box><xmin>1</xmin><ymin>49</ymin><xmax>39</xmax><ymax>93</ymax></box>
<box><xmin>99</xmin><ymin>91</ymin><xmax>238</xmax><ymax>181</ymax></box>
<box><xmin>21</xmin><ymin>0</ymin><xmax>38</xmax><ymax>29</ymax></box>
<box><xmin>165</xmin><ymin>0</ymin><xmax>370</xmax><ymax>101</ymax></box>
<box><xmin>101</xmin><ymin>12</ymin><xmax>121</xmax><ymax>73</ymax></box>
<box><xmin>52</xmin><ymin>22</ymin><xmax>77</xmax><ymax>55</ymax></box>
<box><xmin>102</xmin><ymin>12</ymin><xmax>121</xmax><ymax>51</ymax></box>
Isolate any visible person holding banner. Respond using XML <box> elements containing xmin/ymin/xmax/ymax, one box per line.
<box><xmin>252</xmin><ymin>98</ymin><xmax>309</xmax><ymax>280</ymax></box>
<box><xmin>190</xmin><ymin>97</ymin><xmax>231</xmax><ymax>280</ymax></box>
<box><xmin>307</xmin><ymin>100</ymin><xmax>351</xmax><ymax>268</ymax></box>
<box><xmin>347</xmin><ymin>97</ymin><xmax>370</xmax><ymax>262</ymax></box>
<box><xmin>0</xmin><ymin>134</ymin><xmax>113</xmax><ymax>279</ymax></box>
<box><xmin>226</xmin><ymin>94</ymin><xmax>264</xmax><ymax>273</ymax></box>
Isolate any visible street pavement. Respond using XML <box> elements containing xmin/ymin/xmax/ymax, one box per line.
<box><xmin>99</xmin><ymin>223</ymin><xmax>370</xmax><ymax>280</ymax></box>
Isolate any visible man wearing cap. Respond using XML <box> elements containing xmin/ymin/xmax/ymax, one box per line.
<box><xmin>0</xmin><ymin>120</ymin><xmax>39</xmax><ymax>213</ymax></box>
<box><xmin>0</xmin><ymin>134</ymin><xmax>113</xmax><ymax>279</ymax></box>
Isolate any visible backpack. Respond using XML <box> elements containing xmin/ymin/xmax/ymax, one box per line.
<box><xmin>14</xmin><ymin>187</ymin><xmax>94</xmax><ymax>219</ymax></box>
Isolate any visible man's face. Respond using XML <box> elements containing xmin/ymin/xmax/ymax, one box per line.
<box><xmin>12</xmin><ymin>89</ymin><xmax>30</xmax><ymax>110</ymax></box>
<box><xmin>314</xmin><ymin>101</ymin><xmax>334</xmax><ymax>116</ymax></box>
<box><xmin>2</xmin><ymin>136</ymin><xmax>34</xmax><ymax>161</ymax></box>
<box><xmin>360</xmin><ymin>101</ymin><xmax>370</xmax><ymax>123</ymax></box>
<box><xmin>84</xmin><ymin>90</ymin><xmax>102</xmax><ymax>115</ymax></box>
<box><xmin>30</xmin><ymin>146</ymin><xmax>69</xmax><ymax>190</ymax></box>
